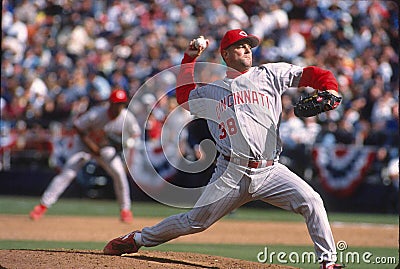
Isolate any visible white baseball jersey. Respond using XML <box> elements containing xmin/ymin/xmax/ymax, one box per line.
<box><xmin>140</xmin><ymin>62</ymin><xmax>337</xmax><ymax>264</ymax></box>
<box><xmin>189</xmin><ymin>63</ymin><xmax>302</xmax><ymax>161</ymax></box>
<box><xmin>74</xmin><ymin>106</ymin><xmax>141</xmax><ymax>151</ymax></box>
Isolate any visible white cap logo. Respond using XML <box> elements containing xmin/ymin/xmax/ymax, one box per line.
<box><xmin>239</xmin><ymin>31</ymin><xmax>248</xmax><ymax>37</ymax></box>
<box><xmin>117</xmin><ymin>91</ymin><xmax>125</xmax><ymax>99</ymax></box>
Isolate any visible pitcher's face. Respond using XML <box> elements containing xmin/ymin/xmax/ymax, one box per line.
<box><xmin>222</xmin><ymin>41</ymin><xmax>253</xmax><ymax>72</ymax></box>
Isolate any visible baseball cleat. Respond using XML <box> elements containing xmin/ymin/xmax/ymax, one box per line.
<box><xmin>120</xmin><ymin>209</ymin><xmax>133</xmax><ymax>223</ymax></box>
<box><xmin>103</xmin><ymin>231</ymin><xmax>140</xmax><ymax>255</ymax></box>
<box><xmin>320</xmin><ymin>263</ymin><xmax>345</xmax><ymax>269</ymax></box>
<box><xmin>29</xmin><ymin>204</ymin><xmax>47</xmax><ymax>220</ymax></box>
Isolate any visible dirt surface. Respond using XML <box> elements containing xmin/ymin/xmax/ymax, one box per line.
<box><xmin>0</xmin><ymin>249</ymin><xmax>296</xmax><ymax>269</ymax></box>
<box><xmin>0</xmin><ymin>215</ymin><xmax>397</xmax><ymax>269</ymax></box>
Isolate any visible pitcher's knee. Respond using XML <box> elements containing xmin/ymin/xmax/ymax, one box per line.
<box><xmin>308</xmin><ymin>191</ymin><xmax>323</xmax><ymax>206</ymax></box>
<box><xmin>295</xmin><ymin>191</ymin><xmax>325</xmax><ymax>215</ymax></box>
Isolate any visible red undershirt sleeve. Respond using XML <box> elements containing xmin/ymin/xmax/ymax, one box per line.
<box><xmin>176</xmin><ymin>54</ymin><xmax>197</xmax><ymax>110</ymax></box>
<box><xmin>298</xmin><ymin>66</ymin><xmax>339</xmax><ymax>92</ymax></box>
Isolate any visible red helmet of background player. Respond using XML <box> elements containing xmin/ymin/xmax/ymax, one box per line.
<box><xmin>109</xmin><ymin>89</ymin><xmax>128</xmax><ymax>103</ymax></box>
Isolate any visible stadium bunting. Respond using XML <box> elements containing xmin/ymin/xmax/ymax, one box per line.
<box><xmin>312</xmin><ymin>145</ymin><xmax>376</xmax><ymax>197</ymax></box>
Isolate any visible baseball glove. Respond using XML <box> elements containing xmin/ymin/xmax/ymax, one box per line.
<box><xmin>294</xmin><ymin>91</ymin><xmax>342</xmax><ymax>117</ymax></box>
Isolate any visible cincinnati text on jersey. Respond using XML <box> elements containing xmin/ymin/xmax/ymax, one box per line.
<box><xmin>216</xmin><ymin>89</ymin><xmax>270</xmax><ymax>120</ymax></box>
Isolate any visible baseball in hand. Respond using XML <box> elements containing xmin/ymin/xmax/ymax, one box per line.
<box><xmin>194</xmin><ymin>36</ymin><xmax>207</xmax><ymax>49</ymax></box>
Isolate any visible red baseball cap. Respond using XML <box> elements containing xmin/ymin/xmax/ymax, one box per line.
<box><xmin>109</xmin><ymin>89</ymin><xmax>128</xmax><ymax>103</ymax></box>
<box><xmin>220</xmin><ymin>29</ymin><xmax>260</xmax><ymax>51</ymax></box>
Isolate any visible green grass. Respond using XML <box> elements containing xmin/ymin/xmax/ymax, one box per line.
<box><xmin>0</xmin><ymin>195</ymin><xmax>397</xmax><ymax>224</ymax></box>
<box><xmin>0</xmin><ymin>240</ymin><xmax>397</xmax><ymax>269</ymax></box>
<box><xmin>0</xmin><ymin>195</ymin><xmax>187</xmax><ymax>217</ymax></box>
<box><xmin>0</xmin><ymin>240</ymin><xmax>103</xmax><ymax>250</ymax></box>
<box><xmin>227</xmin><ymin>207</ymin><xmax>398</xmax><ymax>224</ymax></box>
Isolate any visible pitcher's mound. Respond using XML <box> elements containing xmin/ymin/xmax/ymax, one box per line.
<box><xmin>0</xmin><ymin>249</ymin><xmax>297</xmax><ymax>269</ymax></box>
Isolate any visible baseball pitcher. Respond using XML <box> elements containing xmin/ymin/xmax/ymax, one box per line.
<box><xmin>103</xmin><ymin>30</ymin><xmax>343</xmax><ymax>269</ymax></box>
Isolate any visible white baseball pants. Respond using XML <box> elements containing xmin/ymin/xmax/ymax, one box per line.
<box><xmin>40</xmin><ymin>147</ymin><xmax>131</xmax><ymax>210</ymax></box>
<box><xmin>141</xmin><ymin>159</ymin><xmax>336</xmax><ymax>263</ymax></box>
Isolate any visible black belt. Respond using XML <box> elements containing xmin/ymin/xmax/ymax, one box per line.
<box><xmin>223</xmin><ymin>155</ymin><xmax>274</xmax><ymax>168</ymax></box>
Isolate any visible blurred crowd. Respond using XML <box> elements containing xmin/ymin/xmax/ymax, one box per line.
<box><xmin>1</xmin><ymin>0</ymin><xmax>398</xmax><ymax>185</ymax></box>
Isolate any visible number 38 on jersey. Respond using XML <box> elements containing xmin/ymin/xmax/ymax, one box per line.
<box><xmin>218</xmin><ymin>117</ymin><xmax>238</xmax><ymax>139</ymax></box>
